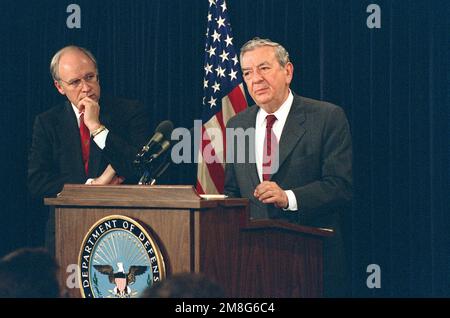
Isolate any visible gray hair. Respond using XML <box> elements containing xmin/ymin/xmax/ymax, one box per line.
<box><xmin>240</xmin><ymin>37</ymin><xmax>290</xmax><ymax>67</ymax></box>
<box><xmin>50</xmin><ymin>45</ymin><xmax>98</xmax><ymax>81</ymax></box>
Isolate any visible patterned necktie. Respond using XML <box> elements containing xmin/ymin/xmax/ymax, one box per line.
<box><xmin>79</xmin><ymin>112</ymin><xmax>90</xmax><ymax>175</ymax></box>
<box><xmin>262</xmin><ymin>114</ymin><xmax>278</xmax><ymax>181</ymax></box>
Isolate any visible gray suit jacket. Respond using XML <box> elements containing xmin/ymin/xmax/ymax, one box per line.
<box><xmin>224</xmin><ymin>93</ymin><xmax>352</xmax><ymax>296</ymax></box>
<box><xmin>225</xmin><ymin>93</ymin><xmax>352</xmax><ymax>226</ymax></box>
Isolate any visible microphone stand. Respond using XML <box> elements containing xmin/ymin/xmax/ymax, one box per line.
<box><xmin>138</xmin><ymin>169</ymin><xmax>151</xmax><ymax>185</ymax></box>
<box><xmin>137</xmin><ymin>154</ymin><xmax>156</xmax><ymax>185</ymax></box>
<box><xmin>135</xmin><ymin>153</ymin><xmax>171</xmax><ymax>185</ymax></box>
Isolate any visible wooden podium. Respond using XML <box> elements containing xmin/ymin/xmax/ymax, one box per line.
<box><xmin>45</xmin><ymin>184</ymin><xmax>332</xmax><ymax>298</ymax></box>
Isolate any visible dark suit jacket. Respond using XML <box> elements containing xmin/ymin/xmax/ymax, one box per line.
<box><xmin>224</xmin><ymin>93</ymin><xmax>352</xmax><ymax>296</ymax></box>
<box><xmin>28</xmin><ymin>97</ymin><xmax>151</xmax><ymax>199</ymax></box>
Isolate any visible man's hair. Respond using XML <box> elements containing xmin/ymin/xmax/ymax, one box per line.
<box><xmin>140</xmin><ymin>272</ymin><xmax>225</xmax><ymax>298</ymax></box>
<box><xmin>240</xmin><ymin>37</ymin><xmax>291</xmax><ymax>67</ymax></box>
<box><xmin>50</xmin><ymin>45</ymin><xmax>98</xmax><ymax>81</ymax></box>
<box><xmin>0</xmin><ymin>247</ymin><xmax>60</xmax><ymax>298</ymax></box>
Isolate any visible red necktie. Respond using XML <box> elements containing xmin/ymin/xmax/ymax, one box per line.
<box><xmin>79</xmin><ymin>112</ymin><xmax>90</xmax><ymax>175</ymax></box>
<box><xmin>262</xmin><ymin>114</ymin><xmax>278</xmax><ymax>181</ymax></box>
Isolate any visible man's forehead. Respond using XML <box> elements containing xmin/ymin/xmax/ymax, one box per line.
<box><xmin>241</xmin><ymin>46</ymin><xmax>276</xmax><ymax>68</ymax></box>
<box><xmin>59</xmin><ymin>54</ymin><xmax>95</xmax><ymax>75</ymax></box>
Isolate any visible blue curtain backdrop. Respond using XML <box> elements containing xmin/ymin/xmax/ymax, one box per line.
<box><xmin>0</xmin><ymin>0</ymin><xmax>448</xmax><ymax>297</ymax></box>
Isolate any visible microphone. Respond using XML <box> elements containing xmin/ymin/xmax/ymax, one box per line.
<box><xmin>135</xmin><ymin>120</ymin><xmax>174</xmax><ymax>164</ymax></box>
<box><xmin>140</xmin><ymin>157</ymin><xmax>171</xmax><ymax>185</ymax></box>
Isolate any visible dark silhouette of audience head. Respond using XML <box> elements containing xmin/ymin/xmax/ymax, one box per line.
<box><xmin>141</xmin><ymin>272</ymin><xmax>225</xmax><ymax>298</ymax></box>
<box><xmin>0</xmin><ymin>247</ymin><xmax>60</xmax><ymax>298</ymax></box>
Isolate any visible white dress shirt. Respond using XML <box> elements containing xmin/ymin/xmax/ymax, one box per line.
<box><xmin>71</xmin><ymin>103</ymin><xmax>109</xmax><ymax>184</ymax></box>
<box><xmin>71</xmin><ymin>103</ymin><xmax>109</xmax><ymax>149</ymax></box>
<box><xmin>254</xmin><ymin>91</ymin><xmax>298</xmax><ymax>211</ymax></box>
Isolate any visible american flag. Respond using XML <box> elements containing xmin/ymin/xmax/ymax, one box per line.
<box><xmin>196</xmin><ymin>0</ymin><xmax>247</xmax><ymax>194</ymax></box>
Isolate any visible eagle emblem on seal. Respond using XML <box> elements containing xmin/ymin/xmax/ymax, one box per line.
<box><xmin>94</xmin><ymin>262</ymin><xmax>148</xmax><ymax>297</ymax></box>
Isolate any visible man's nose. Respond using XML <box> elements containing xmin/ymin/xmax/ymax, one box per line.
<box><xmin>251</xmin><ymin>70</ymin><xmax>264</xmax><ymax>83</ymax></box>
<box><xmin>80</xmin><ymin>79</ymin><xmax>91</xmax><ymax>91</ymax></box>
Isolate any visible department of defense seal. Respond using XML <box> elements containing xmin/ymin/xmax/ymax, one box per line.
<box><xmin>78</xmin><ymin>215</ymin><xmax>166</xmax><ymax>298</ymax></box>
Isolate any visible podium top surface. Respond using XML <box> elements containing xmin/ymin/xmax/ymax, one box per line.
<box><xmin>44</xmin><ymin>184</ymin><xmax>247</xmax><ymax>209</ymax></box>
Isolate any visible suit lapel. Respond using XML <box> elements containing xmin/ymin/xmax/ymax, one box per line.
<box><xmin>59</xmin><ymin>102</ymin><xmax>86</xmax><ymax>177</ymax></box>
<box><xmin>235</xmin><ymin>95</ymin><xmax>307</xmax><ymax>186</ymax></box>
<box><xmin>88</xmin><ymin>140</ymin><xmax>102</xmax><ymax>177</ymax></box>
<box><xmin>238</xmin><ymin>106</ymin><xmax>260</xmax><ymax>189</ymax></box>
<box><xmin>276</xmin><ymin>95</ymin><xmax>306</xmax><ymax>173</ymax></box>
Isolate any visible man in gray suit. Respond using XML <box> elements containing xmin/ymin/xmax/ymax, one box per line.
<box><xmin>224</xmin><ymin>38</ymin><xmax>352</xmax><ymax>297</ymax></box>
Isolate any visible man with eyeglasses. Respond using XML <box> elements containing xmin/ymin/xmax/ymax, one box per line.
<box><xmin>28</xmin><ymin>45</ymin><xmax>151</xmax><ymax>252</ymax></box>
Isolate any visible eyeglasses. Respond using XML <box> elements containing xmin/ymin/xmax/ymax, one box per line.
<box><xmin>58</xmin><ymin>73</ymin><xmax>98</xmax><ymax>89</ymax></box>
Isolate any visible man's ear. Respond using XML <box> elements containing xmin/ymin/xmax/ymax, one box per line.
<box><xmin>285</xmin><ymin>62</ymin><xmax>294</xmax><ymax>84</ymax></box>
<box><xmin>54</xmin><ymin>80</ymin><xmax>66</xmax><ymax>95</ymax></box>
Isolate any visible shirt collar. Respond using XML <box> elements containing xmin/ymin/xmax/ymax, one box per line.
<box><xmin>256</xmin><ymin>90</ymin><xmax>294</xmax><ymax>127</ymax></box>
<box><xmin>71</xmin><ymin>103</ymin><xmax>82</xmax><ymax>119</ymax></box>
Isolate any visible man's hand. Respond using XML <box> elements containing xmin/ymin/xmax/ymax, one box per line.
<box><xmin>78</xmin><ymin>96</ymin><xmax>101</xmax><ymax>132</ymax></box>
<box><xmin>89</xmin><ymin>165</ymin><xmax>124</xmax><ymax>185</ymax></box>
<box><xmin>254</xmin><ymin>181</ymin><xmax>289</xmax><ymax>209</ymax></box>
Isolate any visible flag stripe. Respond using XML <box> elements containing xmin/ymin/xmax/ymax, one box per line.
<box><xmin>195</xmin><ymin>178</ymin><xmax>206</xmax><ymax>195</ymax></box>
<box><xmin>214</xmin><ymin>110</ymin><xmax>227</xmax><ymax>161</ymax></box>
<box><xmin>228</xmin><ymin>84</ymin><xmax>247</xmax><ymax>113</ymax></box>
<box><xmin>221</xmin><ymin>96</ymin><xmax>237</xmax><ymax>126</ymax></box>
<box><xmin>203</xmin><ymin>117</ymin><xmax>225</xmax><ymax>163</ymax></box>
<box><xmin>197</xmin><ymin>154</ymin><xmax>219</xmax><ymax>193</ymax></box>
<box><xmin>196</xmin><ymin>0</ymin><xmax>247</xmax><ymax>194</ymax></box>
